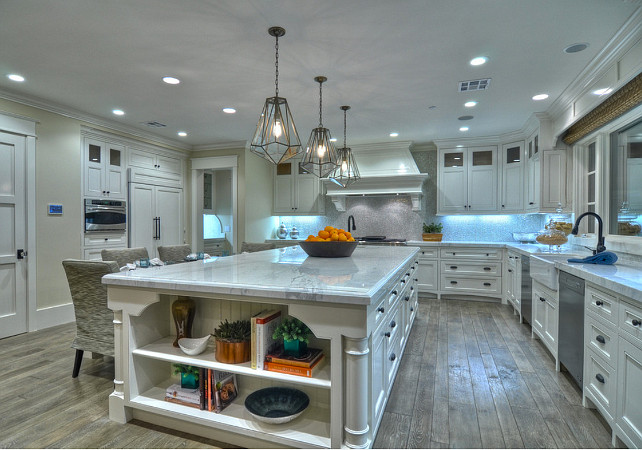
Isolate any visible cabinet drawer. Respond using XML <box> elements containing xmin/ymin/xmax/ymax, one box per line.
<box><xmin>386</xmin><ymin>331</ymin><xmax>402</xmax><ymax>386</ymax></box>
<box><xmin>84</xmin><ymin>233</ymin><xmax>127</xmax><ymax>247</ymax></box>
<box><xmin>584</xmin><ymin>350</ymin><xmax>616</xmax><ymax>420</ymax></box>
<box><xmin>441</xmin><ymin>261</ymin><xmax>501</xmax><ymax>276</ymax></box>
<box><xmin>586</xmin><ymin>285</ymin><xmax>618</xmax><ymax>325</ymax></box>
<box><xmin>417</xmin><ymin>248</ymin><xmax>438</xmax><ymax>259</ymax></box>
<box><xmin>619</xmin><ymin>299</ymin><xmax>642</xmax><ymax>345</ymax></box>
<box><xmin>585</xmin><ymin>313</ymin><xmax>617</xmax><ymax>367</ymax></box>
<box><xmin>441</xmin><ymin>276</ymin><xmax>501</xmax><ymax>295</ymax></box>
<box><xmin>440</xmin><ymin>248</ymin><xmax>501</xmax><ymax>260</ymax></box>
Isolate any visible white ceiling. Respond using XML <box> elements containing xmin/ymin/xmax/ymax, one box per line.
<box><xmin>0</xmin><ymin>0</ymin><xmax>640</xmax><ymax>149</ymax></box>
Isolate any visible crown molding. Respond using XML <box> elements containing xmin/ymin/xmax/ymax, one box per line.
<box><xmin>0</xmin><ymin>88</ymin><xmax>192</xmax><ymax>151</ymax></box>
<box><xmin>191</xmin><ymin>141</ymin><xmax>248</xmax><ymax>152</ymax></box>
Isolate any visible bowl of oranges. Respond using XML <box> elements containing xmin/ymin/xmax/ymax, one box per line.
<box><xmin>299</xmin><ymin>226</ymin><xmax>358</xmax><ymax>258</ymax></box>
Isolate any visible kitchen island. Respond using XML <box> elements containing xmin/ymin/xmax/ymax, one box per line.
<box><xmin>103</xmin><ymin>245</ymin><xmax>420</xmax><ymax>449</ymax></box>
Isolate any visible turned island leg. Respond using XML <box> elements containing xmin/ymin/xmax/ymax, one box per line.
<box><xmin>344</xmin><ymin>336</ymin><xmax>370</xmax><ymax>448</ymax></box>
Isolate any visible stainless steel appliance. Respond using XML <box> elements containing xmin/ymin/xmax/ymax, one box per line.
<box><xmin>521</xmin><ymin>255</ymin><xmax>532</xmax><ymax>324</ymax></box>
<box><xmin>558</xmin><ymin>270</ymin><xmax>585</xmax><ymax>388</ymax></box>
<box><xmin>354</xmin><ymin>236</ymin><xmax>407</xmax><ymax>245</ymax></box>
<box><xmin>84</xmin><ymin>199</ymin><xmax>126</xmax><ymax>232</ymax></box>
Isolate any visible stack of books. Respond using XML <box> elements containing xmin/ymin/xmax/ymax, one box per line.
<box><xmin>264</xmin><ymin>347</ymin><xmax>325</xmax><ymax>378</ymax></box>
<box><xmin>251</xmin><ymin>309</ymin><xmax>282</xmax><ymax>370</ymax></box>
<box><xmin>165</xmin><ymin>368</ymin><xmax>238</xmax><ymax>413</ymax></box>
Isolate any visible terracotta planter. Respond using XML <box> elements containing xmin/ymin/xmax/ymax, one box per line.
<box><xmin>422</xmin><ymin>233</ymin><xmax>443</xmax><ymax>242</ymax></box>
<box><xmin>215</xmin><ymin>339</ymin><xmax>250</xmax><ymax>364</ymax></box>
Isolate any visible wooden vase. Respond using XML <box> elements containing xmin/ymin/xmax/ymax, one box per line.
<box><xmin>422</xmin><ymin>233</ymin><xmax>443</xmax><ymax>242</ymax></box>
<box><xmin>215</xmin><ymin>339</ymin><xmax>250</xmax><ymax>364</ymax></box>
<box><xmin>171</xmin><ymin>296</ymin><xmax>195</xmax><ymax>347</ymax></box>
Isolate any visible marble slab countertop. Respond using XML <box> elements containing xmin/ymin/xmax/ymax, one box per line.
<box><xmin>103</xmin><ymin>245</ymin><xmax>419</xmax><ymax>305</ymax></box>
<box><xmin>554</xmin><ymin>260</ymin><xmax>642</xmax><ymax>303</ymax></box>
<box><xmin>406</xmin><ymin>240</ymin><xmax>576</xmax><ymax>255</ymax></box>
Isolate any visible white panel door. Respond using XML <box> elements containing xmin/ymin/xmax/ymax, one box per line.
<box><xmin>0</xmin><ymin>132</ymin><xmax>27</xmax><ymax>339</ymax></box>
<box><xmin>468</xmin><ymin>147</ymin><xmax>498</xmax><ymax>212</ymax></box>
<box><xmin>156</xmin><ymin>186</ymin><xmax>183</xmax><ymax>248</ymax></box>
<box><xmin>129</xmin><ymin>183</ymin><xmax>155</xmax><ymax>258</ymax></box>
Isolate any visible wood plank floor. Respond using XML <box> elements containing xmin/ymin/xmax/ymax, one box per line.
<box><xmin>0</xmin><ymin>297</ymin><xmax>619</xmax><ymax>448</ymax></box>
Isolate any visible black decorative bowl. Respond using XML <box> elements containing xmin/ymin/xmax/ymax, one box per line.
<box><xmin>299</xmin><ymin>241</ymin><xmax>358</xmax><ymax>258</ymax></box>
<box><xmin>244</xmin><ymin>387</ymin><xmax>309</xmax><ymax>424</ymax></box>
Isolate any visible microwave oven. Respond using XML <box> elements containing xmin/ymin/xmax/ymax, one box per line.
<box><xmin>84</xmin><ymin>199</ymin><xmax>127</xmax><ymax>232</ymax></box>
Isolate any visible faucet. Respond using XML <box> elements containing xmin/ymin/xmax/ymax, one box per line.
<box><xmin>571</xmin><ymin>212</ymin><xmax>606</xmax><ymax>255</ymax></box>
<box><xmin>347</xmin><ymin>215</ymin><xmax>356</xmax><ymax>233</ymax></box>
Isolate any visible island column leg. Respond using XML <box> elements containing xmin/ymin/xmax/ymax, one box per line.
<box><xmin>109</xmin><ymin>309</ymin><xmax>132</xmax><ymax>423</ymax></box>
<box><xmin>344</xmin><ymin>336</ymin><xmax>370</xmax><ymax>448</ymax></box>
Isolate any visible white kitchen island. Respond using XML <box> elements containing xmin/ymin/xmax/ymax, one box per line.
<box><xmin>103</xmin><ymin>245</ymin><xmax>420</xmax><ymax>449</ymax></box>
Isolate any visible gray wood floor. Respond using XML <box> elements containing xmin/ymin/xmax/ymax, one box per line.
<box><xmin>0</xmin><ymin>297</ymin><xmax>618</xmax><ymax>449</ymax></box>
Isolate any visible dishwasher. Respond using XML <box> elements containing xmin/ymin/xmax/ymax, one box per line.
<box><xmin>520</xmin><ymin>256</ymin><xmax>532</xmax><ymax>324</ymax></box>
<box><xmin>558</xmin><ymin>270</ymin><xmax>585</xmax><ymax>388</ymax></box>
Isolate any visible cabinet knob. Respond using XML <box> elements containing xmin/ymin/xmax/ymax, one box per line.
<box><xmin>421</xmin><ymin>251</ymin><xmax>425</xmax><ymax>254</ymax></box>
<box><xmin>632</xmin><ymin>319</ymin><xmax>641</xmax><ymax>327</ymax></box>
<box><xmin>450</xmin><ymin>281</ymin><xmax>458</xmax><ymax>285</ymax></box>
<box><xmin>401</xmin><ymin>279</ymin><xmax>406</xmax><ymax>284</ymax></box>
<box><xmin>596</xmin><ymin>300</ymin><xmax>603</xmax><ymax>306</ymax></box>
<box><xmin>392</xmin><ymin>290</ymin><xmax>398</xmax><ymax>295</ymax></box>
<box><xmin>406</xmin><ymin>272</ymin><xmax>410</xmax><ymax>276</ymax></box>
<box><xmin>484</xmin><ymin>267</ymin><xmax>492</xmax><ymax>271</ymax></box>
<box><xmin>410</xmin><ymin>307</ymin><xmax>414</xmax><ymax>312</ymax></box>
<box><xmin>529</xmin><ymin>202</ymin><xmax>534</xmax><ymax>205</ymax></box>
<box><xmin>104</xmin><ymin>238</ymin><xmax>108</xmax><ymax>241</ymax></box>
<box><xmin>389</xmin><ymin>353</ymin><xmax>396</xmax><ymax>362</ymax></box>
<box><xmin>450</xmin><ymin>265</ymin><xmax>458</xmax><ymax>269</ymax></box>
<box><xmin>384</xmin><ymin>332</ymin><xmax>391</xmax><ymax>338</ymax></box>
<box><xmin>508</xmin><ymin>269</ymin><xmax>513</xmax><ymax>273</ymax></box>
<box><xmin>595</xmin><ymin>373</ymin><xmax>605</xmax><ymax>384</ymax></box>
<box><xmin>410</xmin><ymin>286</ymin><xmax>414</xmax><ymax>291</ymax></box>
<box><xmin>596</xmin><ymin>335</ymin><xmax>606</xmax><ymax>344</ymax></box>
<box><xmin>483</xmin><ymin>282</ymin><xmax>491</xmax><ymax>287</ymax></box>
<box><xmin>540</xmin><ymin>297</ymin><xmax>546</xmax><ymax>302</ymax></box>
<box><xmin>390</xmin><ymin>320</ymin><xmax>396</xmax><ymax>328</ymax></box>
<box><xmin>106</xmin><ymin>191</ymin><xmax>110</xmax><ymax>194</ymax></box>
<box><xmin>414</xmin><ymin>278</ymin><xmax>418</xmax><ymax>282</ymax></box>
<box><xmin>404</xmin><ymin>296</ymin><xmax>410</xmax><ymax>302</ymax></box>
<box><xmin>502</xmin><ymin>205</ymin><xmax>505</xmax><ymax>208</ymax></box>
<box><xmin>377</xmin><ymin>307</ymin><xmax>385</xmax><ymax>313</ymax></box>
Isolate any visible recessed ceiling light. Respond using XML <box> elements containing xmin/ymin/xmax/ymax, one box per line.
<box><xmin>464</xmin><ymin>101</ymin><xmax>477</xmax><ymax>108</ymax></box>
<box><xmin>456</xmin><ymin>145</ymin><xmax>464</xmax><ymax>148</ymax></box>
<box><xmin>7</xmin><ymin>74</ymin><xmax>25</xmax><ymax>82</ymax></box>
<box><xmin>389</xmin><ymin>132</ymin><xmax>399</xmax><ymax>137</ymax></box>
<box><xmin>112</xmin><ymin>109</ymin><xmax>125</xmax><ymax>116</ymax></box>
<box><xmin>593</xmin><ymin>88</ymin><xmax>613</xmax><ymax>96</ymax></box>
<box><xmin>222</xmin><ymin>108</ymin><xmax>236</xmax><ymax>114</ymax></box>
<box><xmin>532</xmin><ymin>94</ymin><xmax>549</xmax><ymax>101</ymax></box>
<box><xmin>177</xmin><ymin>131</ymin><xmax>187</xmax><ymax>137</ymax></box>
<box><xmin>162</xmin><ymin>76</ymin><xmax>180</xmax><ymax>85</ymax></box>
<box><xmin>459</xmin><ymin>126</ymin><xmax>469</xmax><ymax>132</ymax></box>
<box><xmin>564</xmin><ymin>43</ymin><xmax>589</xmax><ymax>54</ymax></box>
<box><xmin>470</xmin><ymin>56</ymin><xmax>488</xmax><ymax>66</ymax></box>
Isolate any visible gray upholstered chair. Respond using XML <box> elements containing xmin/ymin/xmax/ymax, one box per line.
<box><xmin>62</xmin><ymin>259</ymin><xmax>120</xmax><ymax>377</ymax></box>
<box><xmin>240</xmin><ymin>242</ymin><xmax>276</xmax><ymax>253</ymax></box>
<box><xmin>157</xmin><ymin>244</ymin><xmax>192</xmax><ymax>263</ymax></box>
<box><xmin>101</xmin><ymin>247</ymin><xmax>149</xmax><ymax>268</ymax></box>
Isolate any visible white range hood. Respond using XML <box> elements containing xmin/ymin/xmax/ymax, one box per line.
<box><xmin>323</xmin><ymin>141</ymin><xmax>428</xmax><ymax>211</ymax></box>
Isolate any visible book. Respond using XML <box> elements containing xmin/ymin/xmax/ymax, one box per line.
<box><xmin>165</xmin><ymin>396</ymin><xmax>201</xmax><ymax>409</ymax></box>
<box><xmin>265</xmin><ymin>347</ymin><xmax>324</xmax><ymax>368</ymax></box>
<box><xmin>165</xmin><ymin>384</ymin><xmax>200</xmax><ymax>406</ymax></box>
<box><xmin>264</xmin><ymin>354</ymin><xmax>325</xmax><ymax>378</ymax></box>
<box><xmin>199</xmin><ymin>368</ymin><xmax>206</xmax><ymax>410</ymax></box>
<box><xmin>211</xmin><ymin>370</ymin><xmax>238</xmax><ymax>413</ymax></box>
<box><xmin>253</xmin><ymin>309</ymin><xmax>282</xmax><ymax>370</ymax></box>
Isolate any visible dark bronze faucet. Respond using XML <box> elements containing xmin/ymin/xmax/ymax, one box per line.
<box><xmin>347</xmin><ymin>215</ymin><xmax>356</xmax><ymax>233</ymax></box>
<box><xmin>571</xmin><ymin>212</ymin><xmax>606</xmax><ymax>255</ymax></box>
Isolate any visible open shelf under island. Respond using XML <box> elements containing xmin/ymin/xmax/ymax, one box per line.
<box><xmin>103</xmin><ymin>245</ymin><xmax>420</xmax><ymax>449</ymax></box>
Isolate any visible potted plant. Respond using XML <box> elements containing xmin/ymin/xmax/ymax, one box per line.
<box><xmin>272</xmin><ymin>318</ymin><xmax>312</xmax><ymax>357</ymax></box>
<box><xmin>212</xmin><ymin>319</ymin><xmax>251</xmax><ymax>364</ymax></box>
<box><xmin>173</xmin><ymin>363</ymin><xmax>199</xmax><ymax>389</ymax></box>
<box><xmin>422</xmin><ymin>222</ymin><xmax>443</xmax><ymax>242</ymax></box>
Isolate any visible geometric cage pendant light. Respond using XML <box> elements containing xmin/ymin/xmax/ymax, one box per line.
<box><xmin>329</xmin><ymin>105</ymin><xmax>360</xmax><ymax>187</ymax></box>
<box><xmin>301</xmin><ymin>76</ymin><xmax>339</xmax><ymax>178</ymax></box>
<box><xmin>250</xmin><ymin>27</ymin><xmax>302</xmax><ymax>165</ymax></box>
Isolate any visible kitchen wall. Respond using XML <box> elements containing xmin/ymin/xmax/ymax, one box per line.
<box><xmin>276</xmin><ymin>147</ymin><xmax>546</xmax><ymax>242</ymax></box>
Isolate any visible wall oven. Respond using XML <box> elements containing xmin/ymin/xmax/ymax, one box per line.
<box><xmin>84</xmin><ymin>199</ymin><xmax>126</xmax><ymax>232</ymax></box>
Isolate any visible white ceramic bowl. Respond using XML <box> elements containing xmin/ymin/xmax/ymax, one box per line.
<box><xmin>178</xmin><ymin>335</ymin><xmax>210</xmax><ymax>356</ymax></box>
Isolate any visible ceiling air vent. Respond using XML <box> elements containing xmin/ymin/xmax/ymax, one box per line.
<box><xmin>141</xmin><ymin>121</ymin><xmax>167</xmax><ymax>128</ymax></box>
<box><xmin>458</xmin><ymin>78</ymin><xmax>491</xmax><ymax>92</ymax></box>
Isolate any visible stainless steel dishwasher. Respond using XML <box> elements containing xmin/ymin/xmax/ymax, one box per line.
<box><xmin>558</xmin><ymin>270</ymin><xmax>585</xmax><ymax>388</ymax></box>
<box><xmin>520</xmin><ymin>255</ymin><xmax>532</xmax><ymax>324</ymax></box>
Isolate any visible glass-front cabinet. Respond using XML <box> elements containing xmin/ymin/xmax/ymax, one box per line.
<box><xmin>501</xmin><ymin>141</ymin><xmax>525</xmax><ymax>212</ymax></box>
<box><xmin>84</xmin><ymin>138</ymin><xmax>126</xmax><ymax>200</ymax></box>
<box><xmin>273</xmin><ymin>158</ymin><xmax>325</xmax><ymax>215</ymax></box>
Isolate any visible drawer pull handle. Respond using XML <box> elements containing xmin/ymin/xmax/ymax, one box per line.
<box><xmin>508</xmin><ymin>269</ymin><xmax>513</xmax><ymax>273</ymax></box>
<box><xmin>414</xmin><ymin>278</ymin><xmax>418</xmax><ymax>282</ymax></box>
<box><xmin>595</xmin><ymin>300</ymin><xmax>603</xmax><ymax>306</ymax></box>
<box><xmin>632</xmin><ymin>319</ymin><xmax>641</xmax><ymax>327</ymax></box>
<box><xmin>483</xmin><ymin>282</ymin><xmax>491</xmax><ymax>287</ymax></box>
<box><xmin>450</xmin><ymin>281</ymin><xmax>458</xmax><ymax>285</ymax></box>
<box><xmin>384</xmin><ymin>332</ymin><xmax>391</xmax><ymax>338</ymax></box>
<box><xmin>450</xmin><ymin>265</ymin><xmax>458</xmax><ymax>269</ymax></box>
<box><xmin>484</xmin><ymin>267</ymin><xmax>491</xmax><ymax>271</ymax></box>
<box><xmin>410</xmin><ymin>307</ymin><xmax>414</xmax><ymax>312</ymax></box>
<box><xmin>410</xmin><ymin>286</ymin><xmax>414</xmax><ymax>291</ymax></box>
<box><xmin>377</xmin><ymin>307</ymin><xmax>385</xmax><ymax>313</ymax></box>
<box><xmin>421</xmin><ymin>251</ymin><xmax>425</xmax><ymax>254</ymax></box>
<box><xmin>389</xmin><ymin>353</ymin><xmax>396</xmax><ymax>362</ymax></box>
<box><xmin>596</xmin><ymin>335</ymin><xmax>606</xmax><ymax>344</ymax></box>
<box><xmin>405</xmin><ymin>296</ymin><xmax>410</xmax><ymax>302</ymax></box>
<box><xmin>406</xmin><ymin>272</ymin><xmax>410</xmax><ymax>276</ymax></box>
<box><xmin>540</xmin><ymin>297</ymin><xmax>546</xmax><ymax>302</ymax></box>
<box><xmin>486</xmin><ymin>253</ymin><xmax>490</xmax><ymax>256</ymax></box>
<box><xmin>595</xmin><ymin>374</ymin><xmax>605</xmax><ymax>384</ymax></box>
<box><xmin>390</xmin><ymin>320</ymin><xmax>396</xmax><ymax>328</ymax></box>
<box><xmin>401</xmin><ymin>280</ymin><xmax>406</xmax><ymax>284</ymax></box>
<box><xmin>392</xmin><ymin>290</ymin><xmax>398</xmax><ymax>295</ymax></box>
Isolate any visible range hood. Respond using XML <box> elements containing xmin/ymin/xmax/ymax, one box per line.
<box><xmin>323</xmin><ymin>141</ymin><xmax>428</xmax><ymax>211</ymax></box>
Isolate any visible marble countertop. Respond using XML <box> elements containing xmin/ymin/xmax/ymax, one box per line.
<box><xmin>103</xmin><ymin>245</ymin><xmax>419</xmax><ymax>305</ymax></box>
<box><xmin>406</xmin><ymin>240</ymin><xmax>570</xmax><ymax>255</ymax></box>
<box><xmin>554</xmin><ymin>260</ymin><xmax>642</xmax><ymax>303</ymax></box>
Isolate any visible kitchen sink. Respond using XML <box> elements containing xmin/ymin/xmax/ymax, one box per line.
<box><xmin>529</xmin><ymin>253</ymin><xmax>583</xmax><ymax>290</ymax></box>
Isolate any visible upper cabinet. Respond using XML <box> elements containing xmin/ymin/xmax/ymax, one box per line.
<box><xmin>129</xmin><ymin>148</ymin><xmax>182</xmax><ymax>175</ymax></box>
<box><xmin>273</xmin><ymin>158</ymin><xmax>325</xmax><ymax>215</ymax></box>
<box><xmin>525</xmin><ymin>128</ymin><xmax>568</xmax><ymax>213</ymax></box>
<box><xmin>84</xmin><ymin>138</ymin><xmax>126</xmax><ymax>200</ymax></box>
<box><xmin>501</xmin><ymin>141</ymin><xmax>525</xmax><ymax>212</ymax></box>
<box><xmin>437</xmin><ymin>146</ymin><xmax>498</xmax><ymax>214</ymax></box>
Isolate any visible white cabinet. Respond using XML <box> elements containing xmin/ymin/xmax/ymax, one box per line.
<box><xmin>524</xmin><ymin>129</ymin><xmax>567</xmax><ymax>212</ymax></box>
<box><xmin>416</xmin><ymin>248</ymin><xmax>438</xmax><ymax>293</ymax></box>
<box><xmin>129</xmin><ymin>183</ymin><xmax>183</xmax><ymax>259</ymax></box>
<box><xmin>437</xmin><ymin>146</ymin><xmax>498</xmax><ymax>214</ymax></box>
<box><xmin>616</xmin><ymin>334</ymin><xmax>642</xmax><ymax>448</ymax></box>
<box><xmin>531</xmin><ymin>280</ymin><xmax>558</xmax><ymax>365</ymax></box>
<box><xmin>500</xmin><ymin>141</ymin><xmax>525</xmax><ymax>212</ymax></box>
<box><xmin>439</xmin><ymin>247</ymin><xmax>502</xmax><ymax>297</ymax></box>
<box><xmin>84</xmin><ymin>138</ymin><xmax>126</xmax><ymax>199</ymax></box>
<box><xmin>273</xmin><ymin>158</ymin><xmax>324</xmax><ymax>215</ymax></box>
<box><xmin>129</xmin><ymin>147</ymin><xmax>182</xmax><ymax>175</ymax></box>
<box><xmin>505</xmin><ymin>251</ymin><xmax>522</xmax><ymax>317</ymax></box>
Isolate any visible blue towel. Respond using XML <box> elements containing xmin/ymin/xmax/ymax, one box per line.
<box><xmin>567</xmin><ymin>251</ymin><xmax>618</xmax><ymax>265</ymax></box>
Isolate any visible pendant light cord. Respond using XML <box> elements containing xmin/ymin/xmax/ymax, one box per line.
<box><xmin>318</xmin><ymin>81</ymin><xmax>323</xmax><ymax>127</ymax></box>
<box><xmin>343</xmin><ymin>108</ymin><xmax>347</xmax><ymax>148</ymax></box>
<box><xmin>274</xmin><ymin>34</ymin><xmax>279</xmax><ymax>97</ymax></box>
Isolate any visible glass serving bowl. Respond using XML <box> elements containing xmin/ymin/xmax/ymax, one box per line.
<box><xmin>536</xmin><ymin>229</ymin><xmax>568</xmax><ymax>252</ymax></box>
<box><xmin>512</xmin><ymin>232</ymin><xmax>539</xmax><ymax>243</ymax></box>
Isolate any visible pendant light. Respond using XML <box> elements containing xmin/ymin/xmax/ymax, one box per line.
<box><xmin>250</xmin><ymin>27</ymin><xmax>302</xmax><ymax>164</ymax></box>
<box><xmin>301</xmin><ymin>76</ymin><xmax>339</xmax><ymax>178</ymax></box>
<box><xmin>330</xmin><ymin>105</ymin><xmax>360</xmax><ymax>187</ymax></box>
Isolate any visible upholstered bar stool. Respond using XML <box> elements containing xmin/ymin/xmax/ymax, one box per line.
<box><xmin>101</xmin><ymin>247</ymin><xmax>149</xmax><ymax>268</ymax></box>
<box><xmin>157</xmin><ymin>244</ymin><xmax>192</xmax><ymax>263</ymax></box>
<box><xmin>240</xmin><ymin>242</ymin><xmax>276</xmax><ymax>253</ymax></box>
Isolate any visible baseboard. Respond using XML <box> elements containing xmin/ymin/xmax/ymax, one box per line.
<box><xmin>35</xmin><ymin>303</ymin><xmax>75</xmax><ymax>330</ymax></box>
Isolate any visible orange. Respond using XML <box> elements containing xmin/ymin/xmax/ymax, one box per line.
<box><xmin>338</xmin><ymin>233</ymin><xmax>347</xmax><ymax>241</ymax></box>
<box><xmin>324</xmin><ymin>225</ymin><xmax>334</xmax><ymax>232</ymax></box>
<box><xmin>330</xmin><ymin>233</ymin><xmax>339</xmax><ymax>241</ymax></box>
<box><xmin>318</xmin><ymin>230</ymin><xmax>330</xmax><ymax>239</ymax></box>
<box><xmin>348</xmin><ymin>237</ymin><xmax>355</xmax><ymax>242</ymax></box>
<box><xmin>345</xmin><ymin>231</ymin><xmax>352</xmax><ymax>239</ymax></box>
<box><xmin>307</xmin><ymin>235</ymin><xmax>315</xmax><ymax>240</ymax></box>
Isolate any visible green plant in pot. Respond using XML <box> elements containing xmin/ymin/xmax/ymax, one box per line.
<box><xmin>422</xmin><ymin>222</ymin><xmax>443</xmax><ymax>242</ymax></box>
<box><xmin>212</xmin><ymin>319</ymin><xmax>251</xmax><ymax>364</ymax></box>
<box><xmin>272</xmin><ymin>318</ymin><xmax>312</xmax><ymax>357</ymax></box>
<box><xmin>173</xmin><ymin>363</ymin><xmax>199</xmax><ymax>389</ymax></box>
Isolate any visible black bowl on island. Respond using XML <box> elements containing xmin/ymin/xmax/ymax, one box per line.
<box><xmin>299</xmin><ymin>241</ymin><xmax>358</xmax><ymax>258</ymax></box>
<box><xmin>244</xmin><ymin>387</ymin><xmax>309</xmax><ymax>424</ymax></box>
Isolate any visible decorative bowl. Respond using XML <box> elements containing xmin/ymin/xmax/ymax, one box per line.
<box><xmin>244</xmin><ymin>387</ymin><xmax>309</xmax><ymax>424</ymax></box>
<box><xmin>299</xmin><ymin>241</ymin><xmax>358</xmax><ymax>258</ymax></box>
<box><xmin>512</xmin><ymin>232</ymin><xmax>539</xmax><ymax>243</ymax></box>
<box><xmin>178</xmin><ymin>335</ymin><xmax>210</xmax><ymax>356</ymax></box>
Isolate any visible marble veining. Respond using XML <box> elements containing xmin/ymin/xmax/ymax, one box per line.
<box><xmin>555</xmin><ymin>261</ymin><xmax>642</xmax><ymax>303</ymax></box>
<box><xmin>103</xmin><ymin>246</ymin><xmax>418</xmax><ymax>305</ymax></box>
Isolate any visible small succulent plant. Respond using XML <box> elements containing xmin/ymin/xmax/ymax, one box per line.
<box><xmin>272</xmin><ymin>318</ymin><xmax>312</xmax><ymax>344</ymax></box>
<box><xmin>172</xmin><ymin>364</ymin><xmax>199</xmax><ymax>378</ymax></box>
<box><xmin>423</xmin><ymin>222</ymin><xmax>443</xmax><ymax>233</ymax></box>
<box><xmin>212</xmin><ymin>319</ymin><xmax>251</xmax><ymax>343</ymax></box>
